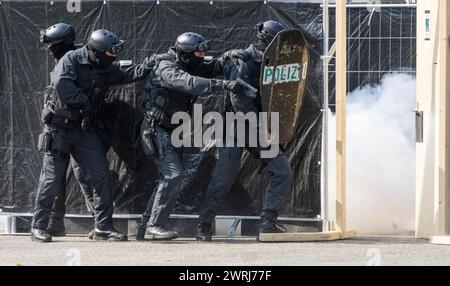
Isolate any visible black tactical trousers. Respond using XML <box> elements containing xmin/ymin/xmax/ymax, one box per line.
<box><xmin>50</xmin><ymin>158</ymin><xmax>95</xmax><ymax>219</ymax></box>
<box><xmin>199</xmin><ymin>146</ymin><xmax>292</xmax><ymax>224</ymax></box>
<box><xmin>32</xmin><ymin>125</ymin><xmax>114</xmax><ymax>231</ymax></box>
<box><xmin>138</xmin><ymin>188</ymin><xmax>157</xmax><ymax>228</ymax></box>
<box><xmin>143</xmin><ymin>126</ymin><xmax>183</xmax><ymax>227</ymax></box>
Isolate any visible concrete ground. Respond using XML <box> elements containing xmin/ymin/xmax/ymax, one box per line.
<box><xmin>1</xmin><ymin>234</ymin><xmax>450</xmax><ymax>266</ymax></box>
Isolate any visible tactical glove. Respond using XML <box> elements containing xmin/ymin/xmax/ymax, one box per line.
<box><xmin>222</xmin><ymin>78</ymin><xmax>257</xmax><ymax>99</ymax></box>
<box><xmin>224</xmin><ymin>49</ymin><xmax>248</xmax><ymax>61</ymax></box>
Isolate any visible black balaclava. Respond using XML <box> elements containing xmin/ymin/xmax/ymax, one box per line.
<box><xmin>49</xmin><ymin>42</ymin><xmax>76</xmax><ymax>60</ymax></box>
<box><xmin>179</xmin><ymin>51</ymin><xmax>204</xmax><ymax>70</ymax></box>
<box><xmin>255</xmin><ymin>38</ymin><xmax>270</xmax><ymax>51</ymax></box>
<box><xmin>88</xmin><ymin>48</ymin><xmax>116</xmax><ymax>68</ymax></box>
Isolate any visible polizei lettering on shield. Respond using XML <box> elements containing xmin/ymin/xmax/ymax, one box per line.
<box><xmin>262</xmin><ymin>62</ymin><xmax>307</xmax><ymax>85</ymax></box>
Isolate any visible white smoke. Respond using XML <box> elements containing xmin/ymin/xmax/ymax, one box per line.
<box><xmin>327</xmin><ymin>73</ymin><xmax>416</xmax><ymax>234</ymax></box>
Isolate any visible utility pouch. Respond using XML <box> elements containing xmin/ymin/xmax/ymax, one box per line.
<box><xmin>142</xmin><ymin>130</ymin><xmax>157</xmax><ymax>157</ymax></box>
<box><xmin>37</xmin><ymin>127</ymin><xmax>55</xmax><ymax>152</ymax></box>
<box><xmin>141</xmin><ymin>118</ymin><xmax>157</xmax><ymax>156</ymax></box>
<box><xmin>42</xmin><ymin>85</ymin><xmax>57</xmax><ymax>124</ymax></box>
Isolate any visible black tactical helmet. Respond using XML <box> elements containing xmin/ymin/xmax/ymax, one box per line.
<box><xmin>87</xmin><ymin>29</ymin><xmax>124</xmax><ymax>55</ymax></box>
<box><xmin>175</xmin><ymin>32</ymin><xmax>210</xmax><ymax>53</ymax></box>
<box><xmin>254</xmin><ymin>20</ymin><xmax>286</xmax><ymax>49</ymax></box>
<box><xmin>40</xmin><ymin>23</ymin><xmax>76</xmax><ymax>45</ymax></box>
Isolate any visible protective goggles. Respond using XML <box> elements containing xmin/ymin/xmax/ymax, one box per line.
<box><xmin>39</xmin><ymin>30</ymin><xmax>49</xmax><ymax>43</ymax></box>
<box><xmin>108</xmin><ymin>40</ymin><xmax>125</xmax><ymax>55</ymax></box>
<box><xmin>195</xmin><ymin>41</ymin><xmax>210</xmax><ymax>52</ymax></box>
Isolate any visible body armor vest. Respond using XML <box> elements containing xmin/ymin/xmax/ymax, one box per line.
<box><xmin>144</xmin><ymin>53</ymin><xmax>196</xmax><ymax>131</ymax></box>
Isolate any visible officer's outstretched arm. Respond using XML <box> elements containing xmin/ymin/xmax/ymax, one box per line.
<box><xmin>51</xmin><ymin>54</ymin><xmax>90</xmax><ymax>108</ymax></box>
<box><xmin>196</xmin><ymin>55</ymin><xmax>227</xmax><ymax>78</ymax></box>
<box><xmin>109</xmin><ymin>56</ymin><xmax>155</xmax><ymax>86</ymax></box>
<box><xmin>197</xmin><ymin>50</ymin><xmax>248</xmax><ymax>78</ymax></box>
<box><xmin>158</xmin><ymin>61</ymin><xmax>222</xmax><ymax>97</ymax></box>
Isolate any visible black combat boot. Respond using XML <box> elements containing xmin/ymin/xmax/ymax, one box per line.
<box><xmin>196</xmin><ymin>222</ymin><xmax>213</xmax><ymax>242</ymax></box>
<box><xmin>47</xmin><ymin>217</ymin><xmax>66</xmax><ymax>237</ymax></box>
<box><xmin>135</xmin><ymin>218</ymin><xmax>149</xmax><ymax>241</ymax></box>
<box><xmin>146</xmin><ymin>224</ymin><xmax>179</xmax><ymax>240</ymax></box>
<box><xmin>258</xmin><ymin>210</ymin><xmax>286</xmax><ymax>240</ymax></box>
<box><xmin>31</xmin><ymin>228</ymin><xmax>52</xmax><ymax>243</ymax></box>
<box><xmin>92</xmin><ymin>228</ymin><xmax>128</xmax><ymax>241</ymax></box>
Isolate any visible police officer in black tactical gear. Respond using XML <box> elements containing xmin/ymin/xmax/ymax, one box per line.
<box><xmin>196</xmin><ymin>20</ymin><xmax>293</xmax><ymax>242</ymax></box>
<box><xmin>39</xmin><ymin>23</ymin><xmax>95</xmax><ymax>237</ymax></box>
<box><xmin>31</xmin><ymin>29</ymin><xmax>155</xmax><ymax>242</ymax></box>
<box><xmin>137</xmin><ymin>32</ymin><xmax>256</xmax><ymax>240</ymax></box>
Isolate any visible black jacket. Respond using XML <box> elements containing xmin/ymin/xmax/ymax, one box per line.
<box><xmin>51</xmin><ymin>45</ymin><xmax>153</xmax><ymax>110</ymax></box>
<box><xmin>224</xmin><ymin>44</ymin><xmax>262</xmax><ymax>114</ymax></box>
<box><xmin>143</xmin><ymin>47</ymin><xmax>227</xmax><ymax>129</ymax></box>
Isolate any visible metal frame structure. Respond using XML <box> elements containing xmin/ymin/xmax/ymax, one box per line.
<box><xmin>316</xmin><ymin>0</ymin><xmax>417</xmax><ymax>242</ymax></box>
<box><xmin>321</xmin><ymin>2</ymin><xmax>418</xmax><ymax>227</ymax></box>
<box><xmin>0</xmin><ymin>211</ymin><xmax>321</xmax><ymax>235</ymax></box>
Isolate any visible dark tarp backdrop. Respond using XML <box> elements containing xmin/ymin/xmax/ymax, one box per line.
<box><xmin>0</xmin><ymin>0</ymin><xmax>415</xmax><ymax>219</ymax></box>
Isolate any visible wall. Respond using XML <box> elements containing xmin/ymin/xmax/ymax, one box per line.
<box><xmin>415</xmin><ymin>0</ymin><xmax>450</xmax><ymax>238</ymax></box>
